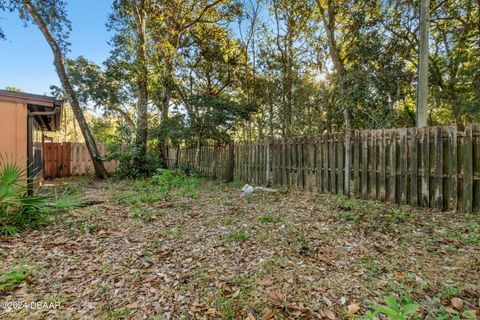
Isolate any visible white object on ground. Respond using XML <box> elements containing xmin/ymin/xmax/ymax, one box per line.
<box><xmin>242</xmin><ymin>184</ymin><xmax>255</xmax><ymax>194</ymax></box>
<box><xmin>253</xmin><ymin>186</ymin><xmax>278</xmax><ymax>193</ymax></box>
<box><xmin>241</xmin><ymin>184</ymin><xmax>278</xmax><ymax>196</ymax></box>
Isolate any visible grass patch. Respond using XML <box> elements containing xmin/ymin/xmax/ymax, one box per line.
<box><xmin>227</xmin><ymin>230</ymin><xmax>249</xmax><ymax>242</ymax></box>
<box><xmin>223</xmin><ymin>218</ymin><xmax>235</xmax><ymax>226</ymax></box>
<box><xmin>257</xmin><ymin>214</ymin><xmax>275</xmax><ymax>224</ymax></box>
<box><xmin>339</xmin><ymin>211</ymin><xmax>361</xmax><ymax>224</ymax></box>
<box><xmin>110</xmin><ymin>169</ymin><xmax>200</xmax><ymax>208</ymax></box>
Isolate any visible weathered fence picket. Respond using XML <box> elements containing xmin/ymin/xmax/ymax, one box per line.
<box><xmin>463</xmin><ymin>124</ymin><xmax>473</xmax><ymax>212</ymax></box>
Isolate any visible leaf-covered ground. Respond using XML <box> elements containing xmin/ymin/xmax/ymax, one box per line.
<box><xmin>1</xmin><ymin>176</ymin><xmax>479</xmax><ymax>319</ymax></box>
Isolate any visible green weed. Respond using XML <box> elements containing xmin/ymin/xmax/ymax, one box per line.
<box><xmin>0</xmin><ymin>267</ymin><xmax>28</xmax><ymax>293</ymax></box>
<box><xmin>335</xmin><ymin>194</ymin><xmax>355</xmax><ymax>211</ymax></box>
<box><xmin>367</xmin><ymin>296</ymin><xmax>418</xmax><ymax>320</ymax></box>
<box><xmin>223</xmin><ymin>218</ymin><xmax>234</xmax><ymax>226</ymax></box>
<box><xmin>340</xmin><ymin>211</ymin><xmax>361</xmax><ymax>224</ymax></box>
<box><xmin>227</xmin><ymin>230</ymin><xmax>249</xmax><ymax>242</ymax></box>
<box><xmin>258</xmin><ymin>214</ymin><xmax>275</xmax><ymax>224</ymax></box>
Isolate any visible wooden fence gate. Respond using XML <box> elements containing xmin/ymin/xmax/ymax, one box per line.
<box><xmin>44</xmin><ymin>142</ymin><xmax>71</xmax><ymax>178</ymax></box>
<box><xmin>44</xmin><ymin>142</ymin><xmax>119</xmax><ymax>178</ymax></box>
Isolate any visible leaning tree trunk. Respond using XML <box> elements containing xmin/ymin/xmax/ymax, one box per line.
<box><xmin>23</xmin><ymin>0</ymin><xmax>108</xmax><ymax>179</ymax></box>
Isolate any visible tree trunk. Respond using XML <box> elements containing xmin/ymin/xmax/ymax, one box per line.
<box><xmin>23</xmin><ymin>0</ymin><xmax>108</xmax><ymax>179</ymax></box>
<box><xmin>195</xmin><ymin>137</ymin><xmax>202</xmax><ymax>168</ymax></box>
<box><xmin>416</xmin><ymin>0</ymin><xmax>429</xmax><ymax>127</ymax></box>
<box><xmin>157</xmin><ymin>59</ymin><xmax>174</xmax><ymax>168</ymax></box>
<box><xmin>226</xmin><ymin>140</ymin><xmax>235</xmax><ymax>182</ymax></box>
<box><xmin>133</xmin><ymin>0</ymin><xmax>149</xmax><ymax>172</ymax></box>
<box><xmin>343</xmin><ymin>109</ymin><xmax>351</xmax><ymax>196</ymax></box>
<box><xmin>318</xmin><ymin>0</ymin><xmax>351</xmax><ymax>128</ymax></box>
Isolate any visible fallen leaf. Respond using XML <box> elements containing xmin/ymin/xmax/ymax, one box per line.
<box><xmin>231</xmin><ymin>288</ymin><xmax>240</xmax><ymax>298</ymax></box>
<box><xmin>395</xmin><ymin>271</ymin><xmax>406</xmax><ymax>281</ymax></box>
<box><xmin>466</xmin><ymin>310</ymin><xmax>478</xmax><ymax>318</ymax></box>
<box><xmin>444</xmin><ymin>306</ymin><xmax>458</xmax><ymax>314</ymax></box>
<box><xmin>262</xmin><ymin>309</ymin><xmax>275</xmax><ymax>320</ymax></box>
<box><xmin>205</xmin><ymin>308</ymin><xmax>217</xmax><ymax>316</ymax></box>
<box><xmin>269</xmin><ymin>291</ymin><xmax>286</xmax><ymax>305</ymax></box>
<box><xmin>347</xmin><ymin>303</ymin><xmax>361</xmax><ymax>314</ymax></box>
<box><xmin>323</xmin><ymin>309</ymin><xmax>336</xmax><ymax>320</ymax></box>
<box><xmin>246</xmin><ymin>313</ymin><xmax>257</xmax><ymax>320</ymax></box>
<box><xmin>257</xmin><ymin>279</ymin><xmax>274</xmax><ymax>286</ymax></box>
<box><xmin>126</xmin><ymin>301</ymin><xmax>138</xmax><ymax>309</ymax></box>
<box><xmin>322</xmin><ymin>297</ymin><xmax>333</xmax><ymax>306</ymax></box>
<box><xmin>451</xmin><ymin>297</ymin><xmax>463</xmax><ymax>310</ymax></box>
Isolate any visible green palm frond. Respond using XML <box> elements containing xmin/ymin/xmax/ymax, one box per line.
<box><xmin>0</xmin><ymin>225</ymin><xmax>19</xmax><ymax>236</ymax></box>
<box><xmin>0</xmin><ymin>156</ymin><xmax>79</xmax><ymax>236</ymax></box>
<box><xmin>0</xmin><ymin>163</ymin><xmax>23</xmax><ymax>185</ymax></box>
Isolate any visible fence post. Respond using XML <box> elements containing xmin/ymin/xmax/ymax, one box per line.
<box><xmin>434</xmin><ymin>126</ymin><xmax>443</xmax><ymax>210</ymax></box>
<box><xmin>462</xmin><ymin>124</ymin><xmax>473</xmax><ymax>212</ymax></box>
<box><xmin>371</xmin><ymin>130</ymin><xmax>377</xmax><ymax>199</ymax></box>
<box><xmin>265</xmin><ymin>138</ymin><xmax>271</xmax><ymax>186</ymax></box>
<box><xmin>389</xmin><ymin>130</ymin><xmax>397</xmax><ymax>203</ymax></box>
<box><xmin>322</xmin><ymin>133</ymin><xmax>328</xmax><ymax>192</ymax></box>
<box><xmin>362</xmin><ymin>130</ymin><xmax>368</xmax><ymax>199</ymax></box>
<box><xmin>225</xmin><ymin>141</ymin><xmax>234</xmax><ymax>182</ymax></box>
<box><xmin>421</xmin><ymin>127</ymin><xmax>430</xmax><ymax>207</ymax></box>
<box><xmin>410</xmin><ymin>128</ymin><xmax>418</xmax><ymax>206</ymax></box>
<box><xmin>400</xmin><ymin>129</ymin><xmax>407</xmax><ymax>204</ymax></box>
<box><xmin>344</xmin><ymin>111</ymin><xmax>352</xmax><ymax>197</ymax></box>
<box><xmin>379</xmin><ymin>129</ymin><xmax>386</xmax><ymax>201</ymax></box>
<box><xmin>354</xmin><ymin>130</ymin><xmax>360</xmax><ymax>197</ymax></box>
<box><xmin>447</xmin><ymin>126</ymin><xmax>457</xmax><ymax>211</ymax></box>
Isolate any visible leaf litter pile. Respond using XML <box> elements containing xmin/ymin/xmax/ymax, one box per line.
<box><xmin>0</xmin><ymin>175</ymin><xmax>479</xmax><ymax>319</ymax></box>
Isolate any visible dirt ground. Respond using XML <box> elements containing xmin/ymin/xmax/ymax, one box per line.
<box><xmin>0</xmin><ymin>176</ymin><xmax>479</xmax><ymax>319</ymax></box>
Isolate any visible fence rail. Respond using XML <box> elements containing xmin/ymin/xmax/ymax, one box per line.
<box><xmin>168</xmin><ymin>124</ymin><xmax>480</xmax><ymax>213</ymax></box>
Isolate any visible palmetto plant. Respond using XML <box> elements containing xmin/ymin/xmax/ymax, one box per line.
<box><xmin>0</xmin><ymin>157</ymin><xmax>80</xmax><ymax>236</ymax></box>
<box><xmin>367</xmin><ymin>296</ymin><xmax>419</xmax><ymax>320</ymax></box>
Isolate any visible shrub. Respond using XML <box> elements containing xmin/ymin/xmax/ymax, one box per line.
<box><xmin>0</xmin><ymin>159</ymin><xmax>81</xmax><ymax>236</ymax></box>
<box><xmin>107</xmin><ymin>144</ymin><xmax>163</xmax><ymax>179</ymax></box>
<box><xmin>152</xmin><ymin>169</ymin><xmax>198</xmax><ymax>197</ymax></box>
<box><xmin>335</xmin><ymin>194</ymin><xmax>355</xmax><ymax>211</ymax></box>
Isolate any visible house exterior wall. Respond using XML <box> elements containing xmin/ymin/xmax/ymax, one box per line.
<box><xmin>0</xmin><ymin>99</ymin><xmax>28</xmax><ymax>173</ymax></box>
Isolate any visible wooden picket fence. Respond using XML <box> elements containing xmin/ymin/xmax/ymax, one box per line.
<box><xmin>167</xmin><ymin>145</ymin><xmax>230</xmax><ymax>179</ymax></box>
<box><xmin>169</xmin><ymin>124</ymin><xmax>480</xmax><ymax>213</ymax></box>
<box><xmin>44</xmin><ymin>142</ymin><xmax>119</xmax><ymax>178</ymax></box>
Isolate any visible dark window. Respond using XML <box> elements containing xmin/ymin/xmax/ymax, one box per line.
<box><xmin>31</xmin><ymin>120</ymin><xmax>43</xmax><ymax>178</ymax></box>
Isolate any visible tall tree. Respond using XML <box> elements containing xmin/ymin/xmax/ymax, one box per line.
<box><xmin>416</xmin><ymin>0</ymin><xmax>429</xmax><ymax>127</ymax></box>
<box><xmin>64</xmin><ymin>57</ymin><xmax>135</xmax><ymax>129</ymax></box>
<box><xmin>148</xmin><ymin>0</ymin><xmax>237</xmax><ymax>164</ymax></box>
<box><xmin>109</xmin><ymin>0</ymin><xmax>149</xmax><ymax>172</ymax></box>
<box><xmin>4</xmin><ymin>0</ymin><xmax>109</xmax><ymax>178</ymax></box>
